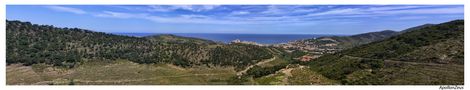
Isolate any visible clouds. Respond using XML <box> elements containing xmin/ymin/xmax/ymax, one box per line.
<box><xmin>378</xmin><ymin>7</ymin><xmax>463</xmax><ymax>15</ymax></box>
<box><xmin>395</xmin><ymin>16</ymin><xmax>428</xmax><ymax>20</ymax></box>
<box><xmin>365</xmin><ymin>6</ymin><xmax>425</xmax><ymax>11</ymax></box>
<box><xmin>94</xmin><ymin>11</ymin><xmax>248</xmax><ymax>24</ymax></box>
<box><xmin>45</xmin><ymin>6</ymin><xmax>87</xmax><ymax>14</ymax></box>
<box><xmin>43</xmin><ymin>5</ymin><xmax>463</xmax><ymax>26</ymax></box>
<box><xmin>260</xmin><ymin>5</ymin><xmax>319</xmax><ymax>15</ymax></box>
<box><xmin>95</xmin><ymin>11</ymin><xmax>147</xmax><ymax>19</ymax></box>
<box><xmin>230</xmin><ymin>11</ymin><xmax>250</xmax><ymax>15</ymax></box>
<box><xmin>147</xmin><ymin>5</ymin><xmax>220</xmax><ymax>12</ymax></box>
<box><xmin>292</xmin><ymin>8</ymin><xmax>318</xmax><ymax>13</ymax></box>
<box><xmin>261</xmin><ymin>5</ymin><xmax>283</xmax><ymax>14</ymax></box>
<box><xmin>7</xmin><ymin>5</ymin><xmax>461</xmax><ymax>34</ymax></box>
<box><xmin>306</xmin><ymin>5</ymin><xmax>463</xmax><ymax>17</ymax></box>
<box><xmin>307</xmin><ymin>8</ymin><xmax>360</xmax><ymax>16</ymax></box>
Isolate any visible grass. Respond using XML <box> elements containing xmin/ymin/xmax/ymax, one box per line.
<box><xmin>381</xmin><ymin>63</ymin><xmax>464</xmax><ymax>85</ymax></box>
<box><xmin>341</xmin><ymin>60</ymin><xmax>464</xmax><ymax>85</ymax></box>
<box><xmin>258</xmin><ymin>56</ymin><xmax>289</xmax><ymax>68</ymax></box>
<box><xmin>6</xmin><ymin>64</ymin><xmax>43</xmax><ymax>85</ymax></box>
<box><xmin>287</xmin><ymin>67</ymin><xmax>338</xmax><ymax>85</ymax></box>
<box><xmin>7</xmin><ymin>60</ymin><xmax>237</xmax><ymax>85</ymax></box>
<box><xmin>254</xmin><ymin>73</ymin><xmax>285</xmax><ymax>85</ymax></box>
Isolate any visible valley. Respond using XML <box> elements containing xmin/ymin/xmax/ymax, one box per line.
<box><xmin>5</xmin><ymin>19</ymin><xmax>464</xmax><ymax>85</ymax></box>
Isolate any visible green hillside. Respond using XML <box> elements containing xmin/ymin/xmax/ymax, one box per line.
<box><xmin>307</xmin><ymin>20</ymin><xmax>464</xmax><ymax>85</ymax></box>
<box><xmin>305</xmin><ymin>30</ymin><xmax>399</xmax><ymax>49</ymax></box>
<box><xmin>145</xmin><ymin>34</ymin><xmax>217</xmax><ymax>45</ymax></box>
<box><xmin>5</xmin><ymin>19</ymin><xmax>464</xmax><ymax>85</ymax></box>
<box><xmin>6</xmin><ymin>20</ymin><xmax>273</xmax><ymax>69</ymax></box>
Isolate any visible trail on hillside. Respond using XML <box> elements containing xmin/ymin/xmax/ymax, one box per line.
<box><xmin>236</xmin><ymin>57</ymin><xmax>276</xmax><ymax>76</ymax></box>
<box><xmin>280</xmin><ymin>65</ymin><xmax>306</xmax><ymax>85</ymax></box>
<box><xmin>280</xmin><ymin>68</ymin><xmax>294</xmax><ymax>85</ymax></box>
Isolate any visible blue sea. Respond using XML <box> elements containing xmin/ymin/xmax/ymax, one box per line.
<box><xmin>114</xmin><ymin>33</ymin><xmax>339</xmax><ymax>44</ymax></box>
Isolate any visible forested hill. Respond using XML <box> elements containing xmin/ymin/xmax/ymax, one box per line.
<box><xmin>307</xmin><ymin>20</ymin><xmax>464</xmax><ymax>85</ymax></box>
<box><xmin>145</xmin><ymin>34</ymin><xmax>218</xmax><ymax>45</ymax></box>
<box><xmin>304</xmin><ymin>23</ymin><xmax>441</xmax><ymax>49</ymax></box>
<box><xmin>399</xmin><ymin>24</ymin><xmax>435</xmax><ymax>34</ymax></box>
<box><xmin>305</xmin><ymin>30</ymin><xmax>399</xmax><ymax>49</ymax></box>
<box><xmin>6</xmin><ymin>20</ymin><xmax>273</xmax><ymax>69</ymax></box>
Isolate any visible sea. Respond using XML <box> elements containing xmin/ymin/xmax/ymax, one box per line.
<box><xmin>114</xmin><ymin>33</ymin><xmax>340</xmax><ymax>44</ymax></box>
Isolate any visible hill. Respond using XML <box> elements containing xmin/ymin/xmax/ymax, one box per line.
<box><xmin>6</xmin><ymin>20</ymin><xmax>273</xmax><ymax>69</ymax></box>
<box><xmin>145</xmin><ymin>34</ymin><xmax>217</xmax><ymax>45</ymax></box>
<box><xmin>305</xmin><ymin>23</ymin><xmax>439</xmax><ymax>49</ymax></box>
<box><xmin>306</xmin><ymin>20</ymin><xmax>464</xmax><ymax>85</ymax></box>
<box><xmin>305</xmin><ymin>30</ymin><xmax>399</xmax><ymax>49</ymax></box>
<box><xmin>399</xmin><ymin>24</ymin><xmax>435</xmax><ymax>34</ymax></box>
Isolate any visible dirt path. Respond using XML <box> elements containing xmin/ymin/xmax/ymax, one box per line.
<box><xmin>279</xmin><ymin>65</ymin><xmax>305</xmax><ymax>85</ymax></box>
<box><xmin>236</xmin><ymin>57</ymin><xmax>277</xmax><ymax>76</ymax></box>
<box><xmin>280</xmin><ymin>68</ymin><xmax>293</xmax><ymax>84</ymax></box>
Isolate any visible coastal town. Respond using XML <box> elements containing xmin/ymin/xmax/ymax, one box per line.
<box><xmin>230</xmin><ymin>37</ymin><xmax>343</xmax><ymax>62</ymax></box>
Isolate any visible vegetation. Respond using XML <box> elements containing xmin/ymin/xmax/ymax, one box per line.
<box><xmin>145</xmin><ymin>34</ymin><xmax>217</xmax><ymax>45</ymax></box>
<box><xmin>288</xmin><ymin>67</ymin><xmax>337</xmax><ymax>85</ymax></box>
<box><xmin>307</xmin><ymin>20</ymin><xmax>464</xmax><ymax>85</ymax></box>
<box><xmin>7</xmin><ymin>60</ymin><xmax>237</xmax><ymax>85</ymax></box>
<box><xmin>305</xmin><ymin>30</ymin><xmax>399</xmax><ymax>49</ymax></box>
<box><xmin>6</xmin><ymin>20</ymin><xmax>272</xmax><ymax>69</ymax></box>
<box><xmin>254</xmin><ymin>72</ymin><xmax>285</xmax><ymax>85</ymax></box>
<box><xmin>243</xmin><ymin>47</ymin><xmax>309</xmax><ymax>78</ymax></box>
<box><xmin>245</xmin><ymin>64</ymin><xmax>286</xmax><ymax>78</ymax></box>
<box><xmin>269</xmin><ymin>47</ymin><xmax>307</xmax><ymax>64</ymax></box>
<box><xmin>6</xmin><ymin>19</ymin><xmax>464</xmax><ymax>85</ymax></box>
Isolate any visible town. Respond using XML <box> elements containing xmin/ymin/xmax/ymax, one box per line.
<box><xmin>230</xmin><ymin>37</ymin><xmax>343</xmax><ymax>62</ymax></box>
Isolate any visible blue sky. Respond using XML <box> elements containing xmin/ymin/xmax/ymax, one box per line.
<box><xmin>6</xmin><ymin>5</ymin><xmax>463</xmax><ymax>34</ymax></box>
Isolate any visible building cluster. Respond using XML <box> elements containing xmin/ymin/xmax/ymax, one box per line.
<box><xmin>230</xmin><ymin>39</ymin><xmax>264</xmax><ymax>46</ymax></box>
<box><xmin>274</xmin><ymin>38</ymin><xmax>344</xmax><ymax>62</ymax></box>
<box><xmin>231</xmin><ymin>38</ymin><xmax>344</xmax><ymax>62</ymax></box>
<box><xmin>276</xmin><ymin>39</ymin><xmax>341</xmax><ymax>55</ymax></box>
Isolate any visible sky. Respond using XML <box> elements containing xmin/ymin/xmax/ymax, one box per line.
<box><xmin>6</xmin><ymin>5</ymin><xmax>464</xmax><ymax>35</ymax></box>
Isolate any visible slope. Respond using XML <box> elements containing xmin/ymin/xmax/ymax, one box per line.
<box><xmin>307</xmin><ymin>20</ymin><xmax>464</xmax><ymax>85</ymax></box>
<box><xmin>305</xmin><ymin>30</ymin><xmax>399</xmax><ymax>49</ymax></box>
<box><xmin>6</xmin><ymin>20</ymin><xmax>273</xmax><ymax>69</ymax></box>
